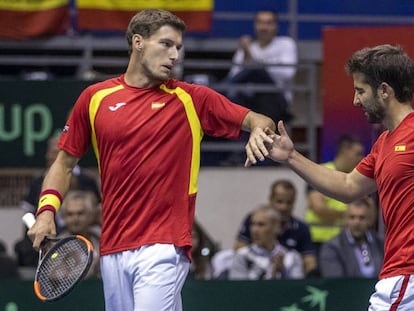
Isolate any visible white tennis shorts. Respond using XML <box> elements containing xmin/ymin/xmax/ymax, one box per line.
<box><xmin>100</xmin><ymin>243</ymin><xmax>190</xmax><ymax>311</ymax></box>
<box><xmin>368</xmin><ymin>275</ymin><xmax>414</xmax><ymax>310</ymax></box>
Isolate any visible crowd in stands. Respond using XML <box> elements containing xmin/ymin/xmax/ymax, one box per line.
<box><xmin>0</xmin><ymin>116</ymin><xmax>383</xmax><ymax>282</ymax></box>
<box><xmin>0</xmin><ymin>169</ymin><xmax>385</xmax><ymax>281</ymax></box>
<box><xmin>190</xmin><ymin>180</ymin><xmax>382</xmax><ymax>281</ymax></box>
<box><xmin>187</xmin><ymin>134</ymin><xmax>383</xmax><ymax>281</ymax></box>
<box><xmin>0</xmin><ymin>127</ymin><xmax>382</xmax><ymax>281</ymax></box>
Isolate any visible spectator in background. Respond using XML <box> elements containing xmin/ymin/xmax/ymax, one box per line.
<box><xmin>0</xmin><ymin>239</ymin><xmax>18</xmax><ymax>279</ymax></box>
<box><xmin>319</xmin><ymin>198</ymin><xmax>383</xmax><ymax>278</ymax></box>
<box><xmin>188</xmin><ymin>220</ymin><xmax>214</xmax><ymax>280</ymax></box>
<box><xmin>59</xmin><ymin>190</ymin><xmax>101</xmax><ymax>278</ymax></box>
<box><xmin>235</xmin><ymin>179</ymin><xmax>317</xmax><ymax>276</ymax></box>
<box><xmin>306</xmin><ymin>135</ymin><xmax>365</xmax><ymax>255</ymax></box>
<box><xmin>229</xmin><ymin>205</ymin><xmax>303</xmax><ymax>280</ymax></box>
<box><xmin>14</xmin><ymin>228</ymin><xmax>37</xmax><ymax>268</ymax></box>
<box><xmin>226</xmin><ymin>10</ymin><xmax>297</xmax><ymax>123</ymax></box>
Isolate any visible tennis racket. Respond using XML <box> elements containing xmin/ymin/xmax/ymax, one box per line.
<box><xmin>22</xmin><ymin>212</ymin><xmax>94</xmax><ymax>302</ymax></box>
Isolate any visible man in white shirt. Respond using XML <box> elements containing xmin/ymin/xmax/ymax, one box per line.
<box><xmin>227</xmin><ymin>10</ymin><xmax>298</xmax><ymax>122</ymax></box>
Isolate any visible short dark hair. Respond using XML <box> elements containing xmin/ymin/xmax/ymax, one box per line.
<box><xmin>345</xmin><ymin>44</ymin><xmax>414</xmax><ymax>102</ymax></box>
<box><xmin>269</xmin><ymin>179</ymin><xmax>296</xmax><ymax>201</ymax></box>
<box><xmin>255</xmin><ymin>10</ymin><xmax>279</xmax><ymax>23</ymax></box>
<box><xmin>126</xmin><ymin>9</ymin><xmax>186</xmax><ymax>54</ymax></box>
<box><xmin>336</xmin><ymin>135</ymin><xmax>362</xmax><ymax>153</ymax></box>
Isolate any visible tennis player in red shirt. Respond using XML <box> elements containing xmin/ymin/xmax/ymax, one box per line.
<box><xmin>264</xmin><ymin>44</ymin><xmax>414</xmax><ymax>310</ymax></box>
<box><xmin>28</xmin><ymin>9</ymin><xmax>276</xmax><ymax>311</ymax></box>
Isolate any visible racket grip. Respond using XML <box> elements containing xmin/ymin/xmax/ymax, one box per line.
<box><xmin>22</xmin><ymin>212</ymin><xmax>36</xmax><ymax>229</ymax></box>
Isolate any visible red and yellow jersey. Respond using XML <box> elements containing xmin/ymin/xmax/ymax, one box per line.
<box><xmin>357</xmin><ymin>112</ymin><xmax>414</xmax><ymax>279</ymax></box>
<box><xmin>59</xmin><ymin>75</ymin><xmax>249</xmax><ymax>256</ymax></box>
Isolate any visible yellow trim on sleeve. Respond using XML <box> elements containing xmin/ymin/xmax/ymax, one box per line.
<box><xmin>159</xmin><ymin>84</ymin><xmax>203</xmax><ymax>195</ymax></box>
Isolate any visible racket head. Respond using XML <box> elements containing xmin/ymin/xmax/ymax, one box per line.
<box><xmin>34</xmin><ymin>235</ymin><xmax>94</xmax><ymax>302</ymax></box>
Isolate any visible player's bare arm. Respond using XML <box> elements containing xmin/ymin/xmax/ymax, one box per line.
<box><xmin>266</xmin><ymin>121</ymin><xmax>377</xmax><ymax>202</ymax></box>
<box><xmin>241</xmin><ymin>111</ymin><xmax>276</xmax><ymax>165</ymax></box>
<box><xmin>28</xmin><ymin>150</ymin><xmax>79</xmax><ymax>249</ymax></box>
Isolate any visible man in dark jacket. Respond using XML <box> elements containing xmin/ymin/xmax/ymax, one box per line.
<box><xmin>319</xmin><ymin>198</ymin><xmax>383</xmax><ymax>278</ymax></box>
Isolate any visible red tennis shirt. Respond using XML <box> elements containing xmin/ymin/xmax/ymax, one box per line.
<box><xmin>58</xmin><ymin>75</ymin><xmax>249</xmax><ymax>256</ymax></box>
<box><xmin>356</xmin><ymin>112</ymin><xmax>414</xmax><ymax>279</ymax></box>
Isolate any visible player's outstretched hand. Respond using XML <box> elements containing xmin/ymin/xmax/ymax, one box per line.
<box><xmin>244</xmin><ymin>126</ymin><xmax>274</xmax><ymax>167</ymax></box>
<box><xmin>264</xmin><ymin>121</ymin><xmax>295</xmax><ymax>163</ymax></box>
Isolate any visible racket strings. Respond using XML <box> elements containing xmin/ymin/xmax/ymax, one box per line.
<box><xmin>37</xmin><ymin>239</ymin><xmax>90</xmax><ymax>299</ymax></box>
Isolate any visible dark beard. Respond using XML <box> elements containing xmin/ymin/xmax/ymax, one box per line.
<box><xmin>367</xmin><ymin>110</ymin><xmax>385</xmax><ymax>124</ymax></box>
<box><xmin>366</xmin><ymin>98</ymin><xmax>386</xmax><ymax>124</ymax></box>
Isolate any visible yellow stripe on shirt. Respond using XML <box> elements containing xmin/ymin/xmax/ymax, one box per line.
<box><xmin>89</xmin><ymin>84</ymin><xmax>124</xmax><ymax>172</ymax></box>
<box><xmin>159</xmin><ymin>84</ymin><xmax>203</xmax><ymax>195</ymax></box>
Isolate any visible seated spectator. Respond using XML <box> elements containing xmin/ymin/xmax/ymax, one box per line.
<box><xmin>0</xmin><ymin>239</ymin><xmax>18</xmax><ymax>279</ymax></box>
<box><xmin>229</xmin><ymin>205</ymin><xmax>303</xmax><ymax>280</ymax></box>
<box><xmin>226</xmin><ymin>10</ymin><xmax>297</xmax><ymax>123</ymax></box>
<box><xmin>319</xmin><ymin>198</ymin><xmax>384</xmax><ymax>278</ymax></box>
<box><xmin>235</xmin><ymin>179</ymin><xmax>317</xmax><ymax>276</ymax></box>
<box><xmin>306</xmin><ymin>135</ymin><xmax>365</xmax><ymax>255</ymax></box>
<box><xmin>14</xmin><ymin>227</ymin><xmax>38</xmax><ymax>268</ymax></box>
<box><xmin>188</xmin><ymin>220</ymin><xmax>214</xmax><ymax>280</ymax></box>
<box><xmin>59</xmin><ymin>190</ymin><xmax>101</xmax><ymax>278</ymax></box>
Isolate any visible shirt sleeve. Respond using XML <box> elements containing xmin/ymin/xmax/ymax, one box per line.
<box><xmin>58</xmin><ymin>87</ymin><xmax>93</xmax><ymax>158</ymax></box>
<box><xmin>228</xmin><ymin>251</ymin><xmax>249</xmax><ymax>280</ymax></box>
<box><xmin>319</xmin><ymin>240</ymin><xmax>346</xmax><ymax>277</ymax></box>
<box><xmin>264</xmin><ymin>37</ymin><xmax>298</xmax><ymax>83</ymax></box>
<box><xmin>236</xmin><ymin>214</ymin><xmax>253</xmax><ymax>243</ymax></box>
<box><xmin>297</xmin><ymin>222</ymin><xmax>316</xmax><ymax>255</ymax></box>
<box><xmin>228</xmin><ymin>48</ymin><xmax>245</xmax><ymax>78</ymax></box>
<box><xmin>285</xmin><ymin>251</ymin><xmax>305</xmax><ymax>279</ymax></box>
<box><xmin>356</xmin><ymin>131</ymin><xmax>384</xmax><ymax>179</ymax></box>
<box><xmin>192</xmin><ymin>85</ymin><xmax>249</xmax><ymax>139</ymax></box>
<box><xmin>356</xmin><ymin>153</ymin><xmax>375</xmax><ymax>179</ymax></box>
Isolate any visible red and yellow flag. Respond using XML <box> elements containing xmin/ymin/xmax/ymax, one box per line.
<box><xmin>0</xmin><ymin>0</ymin><xmax>69</xmax><ymax>39</ymax></box>
<box><xmin>77</xmin><ymin>0</ymin><xmax>213</xmax><ymax>32</ymax></box>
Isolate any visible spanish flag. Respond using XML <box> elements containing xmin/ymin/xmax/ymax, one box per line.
<box><xmin>395</xmin><ymin>145</ymin><xmax>406</xmax><ymax>152</ymax></box>
<box><xmin>0</xmin><ymin>0</ymin><xmax>69</xmax><ymax>39</ymax></box>
<box><xmin>77</xmin><ymin>0</ymin><xmax>213</xmax><ymax>32</ymax></box>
